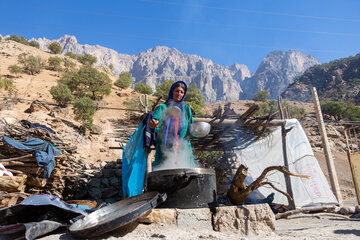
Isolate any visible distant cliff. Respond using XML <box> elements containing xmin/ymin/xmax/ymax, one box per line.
<box><xmin>240</xmin><ymin>50</ymin><xmax>319</xmax><ymax>100</ymax></box>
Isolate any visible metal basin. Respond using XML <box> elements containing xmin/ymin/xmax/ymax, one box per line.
<box><xmin>189</xmin><ymin>122</ymin><xmax>211</xmax><ymax>138</ymax></box>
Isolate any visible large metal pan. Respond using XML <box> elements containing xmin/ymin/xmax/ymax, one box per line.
<box><xmin>69</xmin><ymin>191</ymin><xmax>166</xmax><ymax>238</ymax></box>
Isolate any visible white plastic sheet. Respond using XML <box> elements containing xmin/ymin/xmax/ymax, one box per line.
<box><xmin>234</xmin><ymin>119</ymin><xmax>338</xmax><ymax>207</ymax></box>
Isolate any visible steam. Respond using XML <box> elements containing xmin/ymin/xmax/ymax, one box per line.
<box><xmin>154</xmin><ymin>138</ymin><xmax>199</xmax><ymax>171</ymax></box>
<box><xmin>153</xmin><ymin>105</ymin><xmax>199</xmax><ymax>171</ymax></box>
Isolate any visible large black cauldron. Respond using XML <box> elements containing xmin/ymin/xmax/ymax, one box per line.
<box><xmin>147</xmin><ymin>168</ymin><xmax>217</xmax><ymax>209</ymax></box>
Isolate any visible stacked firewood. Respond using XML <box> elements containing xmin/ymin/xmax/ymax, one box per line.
<box><xmin>0</xmin><ymin>120</ymin><xmax>86</xmax><ymax>207</ymax></box>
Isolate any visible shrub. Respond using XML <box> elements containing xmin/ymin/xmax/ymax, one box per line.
<box><xmin>0</xmin><ymin>75</ymin><xmax>16</xmax><ymax>94</ymax></box>
<box><xmin>29</xmin><ymin>40</ymin><xmax>40</xmax><ymax>49</ymax></box>
<box><xmin>77</xmin><ymin>54</ymin><xmax>97</xmax><ymax>66</ymax></box>
<box><xmin>6</xmin><ymin>34</ymin><xmax>29</xmax><ymax>45</ymax></box>
<box><xmin>66</xmin><ymin>66</ymin><xmax>112</xmax><ymax>100</ymax></box>
<box><xmin>50</xmin><ymin>84</ymin><xmax>74</xmax><ymax>106</ymax></box>
<box><xmin>48</xmin><ymin>42</ymin><xmax>62</xmax><ymax>54</ymax></box>
<box><xmin>48</xmin><ymin>56</ymin><xmax>62</xmax><ymax>72</ymax></box>
<box><xmin>17</xmin><ymin>53</ymin><xmax>44</xmax><ymax>75</ymax></box>
<box><xmin>135</xmin><ymin>82</ymin><xmax>153</xmax><ymax>94</ymax></box>
<box><xmin>63</xmin><ymin>58</ymin><xmax>76</xmax><ymax>72</ymax></box>
<box><xmin>252</xmin><ymin>90</ymin><xmax>269</xmax><ymax>102</ymax></box>
<box><xmin>114</xmin><ymin>72</ymin><xmax>132</xmax><ymax>89</ymax></box>
<box><xmin>65</xmin><ymin>51</ymin><xmax>77</xmax><ymax>59</ymax></box>
<box><xmin>108</xmin><ymin>64</ymin><xmax>114</xmax><ymax>71</ymax></box>
<box><xmin>73</xmin><ymin>97</ymin><xmax>96</xmax><ymax>130</ymax></box>
<box><xmin>8</xmin><ymin>65</ymin><xmax>22</xmax><ymax>76</ymax></box>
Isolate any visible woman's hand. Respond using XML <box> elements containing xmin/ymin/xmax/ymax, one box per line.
<box><xmin>149</xmin><ymin>119</ymin><xmax>159</xmax><ymax>129</ymax></box>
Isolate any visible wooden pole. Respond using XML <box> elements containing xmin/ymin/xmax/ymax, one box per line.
<box><xmin>311</xmin><ymin>87</ymin><xmax>343</xmax><ymax>206</ymax></box>
<box><xmin>344</xmin><ymin>130</ymin><xmax>360</xmax><ymax>204</ymax></box>
<box><xmin>278</xmin><ymin>96</ymin><xmax>296</xmax><ymax>210</ymax></box>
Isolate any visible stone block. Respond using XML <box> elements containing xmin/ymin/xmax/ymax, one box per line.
<box><xmin>138</xmin><ymin>208</ymin><xmax>177</xmax><ymax>224</ymax></box>
<box><xmin>177</xmin><ymin>208</ymin><xmax>212</xmax><ymax>230</ymax></box>
<box><xmin>212</xmin><ymin>204</ymin><xmax>275</xmax><ymax>236</ymax></box>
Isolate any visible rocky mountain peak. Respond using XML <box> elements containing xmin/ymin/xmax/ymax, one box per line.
<box><xmin>58</xmin><ymin>34</ymin><xmax>78</xmax><ymax>46</ymax></box>
<box><xmin>240</xmin><ymin>50</ymin><xmax>319</xmax><ymax>99</ymax></box>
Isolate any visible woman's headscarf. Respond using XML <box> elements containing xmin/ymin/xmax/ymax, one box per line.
<box><xmin>164</xmin><ymin>81</ymin><xmax>187</xmax><ymax>147</ymax></box>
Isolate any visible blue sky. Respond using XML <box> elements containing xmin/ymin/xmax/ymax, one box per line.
<box><xmin>1</xmin><ymin>0</ymin><xmax>360</xmax><ymax>72</ymax></box>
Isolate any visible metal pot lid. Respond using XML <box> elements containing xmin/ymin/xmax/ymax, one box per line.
<box><xmin>69</xmin><ymin>191</ymin><xmax>166</xmax><ymax>238</ymax></box>
<box><xmin>149</xmin><ymin>168</ymin><xmax>215</xmax><ymax>176</ymax></box>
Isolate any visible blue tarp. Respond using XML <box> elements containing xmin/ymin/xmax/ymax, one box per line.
<box><xmin>122</xmin><ymin>121</ymin><xmax>146</xmax><ymax>198</ymax></box>
<box><xmin>2</xmin><ymin>136</ymin><xmax>62</xmax><ymax>180</ymax></box>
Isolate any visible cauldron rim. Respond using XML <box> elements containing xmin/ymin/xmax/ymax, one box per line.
<box><xmin>149</xmin><ymin>167</ymin><xmax>215</xmax><ymax>176</ymax></box>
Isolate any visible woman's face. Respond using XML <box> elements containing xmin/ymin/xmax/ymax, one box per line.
<box><xmin>173</xmin><ymin>86</ymin><xmax>185</xmax><ymax>102</ymax></box>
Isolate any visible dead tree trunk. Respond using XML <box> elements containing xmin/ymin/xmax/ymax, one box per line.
<box><xmin>228</xmin><ymin>164</ymin><xmax>309</xmax><ymax>205</ymax></box>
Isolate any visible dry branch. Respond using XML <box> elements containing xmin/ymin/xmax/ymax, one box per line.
<box><xmin>228</xmin><ymin>164</ymin><xmax>309</xmax><ymax>205</ymax></box>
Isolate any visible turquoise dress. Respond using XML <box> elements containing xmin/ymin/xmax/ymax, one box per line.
<box><xmin>152</xmin><ymin>102</ymin><xmax>194</xmax><ymax>168</ymax></box>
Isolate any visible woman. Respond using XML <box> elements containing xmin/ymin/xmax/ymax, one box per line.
<box><xmin>149</xmin><ymin>81</ymin><xmax>194</xmax><ymax>168</ymax></box>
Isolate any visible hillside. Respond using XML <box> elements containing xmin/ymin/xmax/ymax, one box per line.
<box><xmin>282</xmin><ymin>53</ymin><xmax>360</xmax><ymax>103</ymax></box>
<box><xmin>0</xmin><ymin>39</ymin><xmax>356</xmax><ymax>202</ymax></box>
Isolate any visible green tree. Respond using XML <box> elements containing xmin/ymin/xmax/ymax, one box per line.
<box><xmin>48</xmin><ymin>42</ymin><xmax>62</xmax><ymax>54</ymax></box>
<box><xmin>321</xmin><ymin>101</ymin><xmax>347</xmax><ymax>120</ymax></box>
<box><xmin>73</xmin><ymin>97</ymin><xmax>96</xmax><ymax>130</ymax></box>
<box><xmin>154</xmin><ymin>80</ymin><xmax>175</xmax><ymax>98</ymax></box>
<box><xmin>65</xmin><ymin>51</ymin><xmax>77</xmax><ymax>59</ymax></box>
<box><xmin>108</xmin><ymin>63</ymin><xmax>114</xmax><ymax>71</ymax></box>
<box><xmin>17</xmin><ymin>53</ymin><xmax>44</xmax><ymax>75</ymax></box>
<box><xmin>8</xmin><ymin>65</ymin><xmax>22</xmax><ymax>77</ymax></box>
<box><xmin>114</xmin><ymin>72</ymin><xmax>132</xmax><ymax>89</ymax></box>
<box><xmin>48</xmin><ymin>56</ymin><xmax>63</xmax><ymax>72</ymax></box>
<box><xmin>77</xmin><ymin>54</ymin><xmax>97</xmax><ymax>66</ymax></box>
<box><xmin>252</xmin><ymin>90</ymin><xmax>269</xmax><ymax>102</ymax></box>
<box><xmin>134</xmin><ymin>82</ymin><xmax>153</xmax><ymax>94</ymax></box>
<box><xmin>50</xmin><ymin>84</ymin><xmax>75</xmax><ymax>107</ymax></box>
<box><xmin>67</xmin><ymin>66</ymin><xmax>112</xmax><ymax>100</ymax></box>
<box><xmin>321</xmin><ymin>101</ymin><xmax>360</xmax><ymax>121</ymax></box>
<box><xmin>29</xmin><ymin>40</ymin><xmax>40</xmax><ymax>49</ymax></box>
<box><xmin>184</xmin><ymin>83</ymin><xmax>205</xmax><ymax>115</ymax></box>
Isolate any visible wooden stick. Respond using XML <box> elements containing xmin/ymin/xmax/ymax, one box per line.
<box><xmin>0</xmin><ymin>154</ymin><xmax>33</xmax><ymax>162</ymax></box>
<box><xmin>286</xmin><ymin>213</ymin><xmax>349</xmax><ymax>220</ymax></box>
<box><xmin>275</xmin><ymin>206</ymin><xmax>336</xmax><ymax>219</ymax></box>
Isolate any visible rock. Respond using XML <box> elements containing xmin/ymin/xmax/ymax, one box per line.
<box><xmin>355</xmin><ymin>205</ymin><xmax>360</xmax><ymax>213</ymax></box>
<box><xmin>102</xmin><ymin>187</ymin><xmax>119</xmax><ymax>198</ymax></box>
<box><xmin>177</xmin><ymin>208</ymin><xmax>212</xmax><ymax>230</ymax></box>
<box><xmin>212</xmin><ymin>204</ymin><xmax>275</xmax><ymax>236</ymax></box>
<box><xmin>138</xmin><ymin>208</ymin><xmax>177</xmax><ymax>224</ymax></box>
<box><xmin>339</xmin><ymin>206</ymin><xmax>356</xmax><ymax>215</ymax></box>
<box><xmin>91</xmin><ymin>124</ymin><xmax>102</xmax><ymax>135</ymax></box>
<box><xmin>28</xmin><ymin>100</ymin><xmax>50</xmax><ymax>113</ymax></box>
<box><xmin>116</xmin><ymin>92</ymin><xmax>131</xmax><ymax>97</ymax></box>
<box><xmin>88</xmin><ymin>178</ymin><xmax>101</xmax><ymax>188</ymax></box>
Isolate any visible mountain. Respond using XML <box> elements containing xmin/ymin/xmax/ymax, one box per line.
<box><xmin>32</xmin><ymin>35</ymin><xmax>317</xmax><ymax>103</ymax></box>
<box><xmin>282</xmin><ymin>53</ymin><xmax>360</xmax><ymax>104</ymax></box>
<box><xmin>239</xmin><ymin>50</ymin><xmax>320</xmax><ymax>100</ymax></box>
